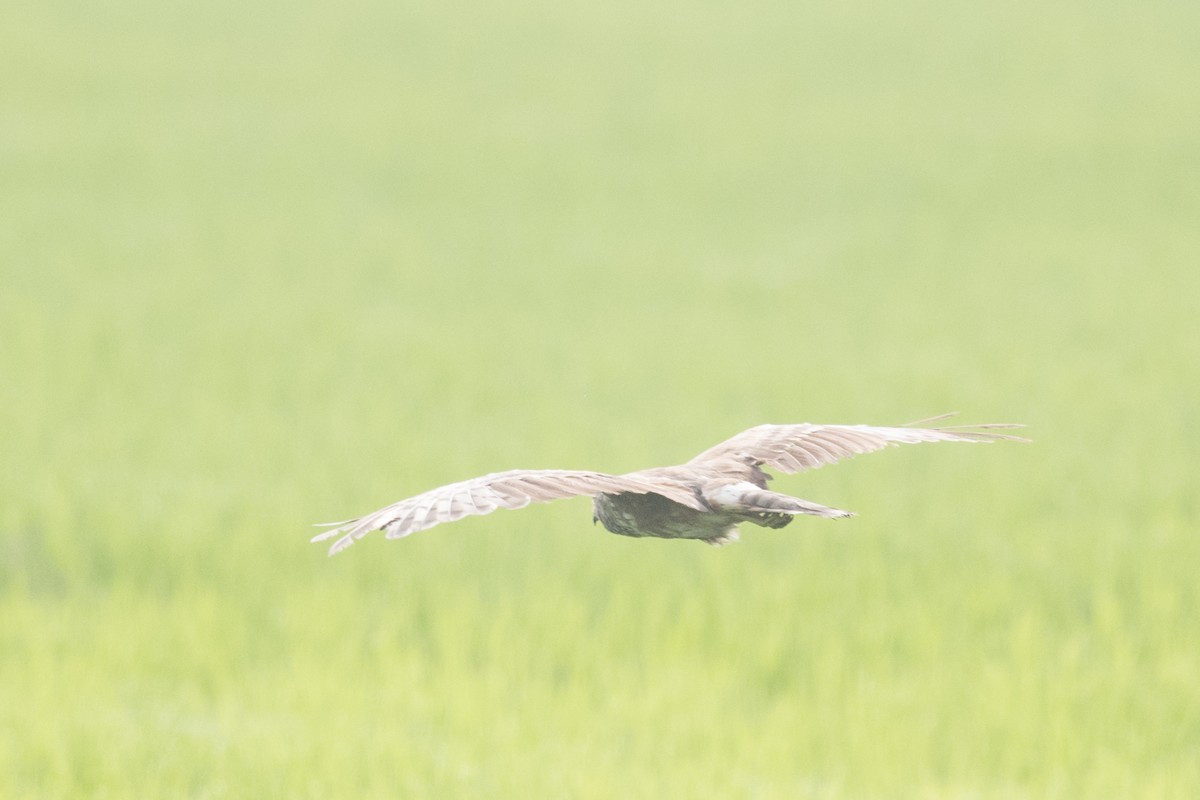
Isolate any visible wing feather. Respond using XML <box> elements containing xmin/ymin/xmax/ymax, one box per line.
<box><xmin>313</xmin><ymin>468</ymin><xmax>703</xmax><ymax>555</ymax></box>
<box><xmin>689</xmin><ymin>417</ymin><xmax>1026</xmax><ymax>475</ymax></box>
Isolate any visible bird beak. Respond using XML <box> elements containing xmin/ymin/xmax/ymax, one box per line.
<box><xmin>592</xmin><ymin>515</ymin><xmax>598</xmax><ymax>526</ymax></box>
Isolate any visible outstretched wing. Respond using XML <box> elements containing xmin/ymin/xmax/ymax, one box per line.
<box><xmin>312</xmin><ymin>469</ymin><xmax>704</xmax><ymax>555</ymax></box>
<box><xmin>689</xmin><ymin>417</ymin><xmax>1026</xmax><ymax>475</ymax></box>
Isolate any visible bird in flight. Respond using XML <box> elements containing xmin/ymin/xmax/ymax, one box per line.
<box><xmin>313</xmin><ymin>415</ymin><xmax>1025</xmax><ymax>555</ymax></box>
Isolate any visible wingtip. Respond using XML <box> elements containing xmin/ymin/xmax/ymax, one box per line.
<box><xmin>902</xmin><ymin>414</ymin><xmax>1029</xmax><ymax>438</ymax></box>
<box><xmin>310</xmin><ymin>526</ymin><xmax>343</xmax><ymax>543</ymax></box>
<box><xmin>312</xmin><ymin>515</ymin><xmax>366</xmax><ymax>545</ymax></box>
<box><xmin>326</xmin><ymin>535</ymin><xmax>355</xmax><ymax>557</ymax></box>
<box><xmin>312</xmin><ymin>520</ymin><xmax>358</xmax><ymax>553</ymax></box>
<box><xmin>958</xmin><ymin>426</ymin><xmax>1031</xmax><ymax>443</ymax></box>
<box><xmin>910</xmin><ymin>417</ymin><xmax>1031</xmax><ymax>443</ymax></box>
<box><xmin>903</xmin><ymin>411</ymin><xmax>959</xmax><ymax>426</ymax></box>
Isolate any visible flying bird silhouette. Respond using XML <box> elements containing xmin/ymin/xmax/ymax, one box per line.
<box><xmin>313</xmin><ymin>415</ymin><xmax>1025</xmax><ymax>555</ymax></box>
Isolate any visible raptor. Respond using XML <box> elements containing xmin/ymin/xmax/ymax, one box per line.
<box><xmin>313</xmin><ymin>415</ymin><xmax>1024</xmax><ymax>555</ymax></box>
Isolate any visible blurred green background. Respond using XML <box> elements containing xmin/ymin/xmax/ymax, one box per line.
<box><xmin>2</xmin><ymin>0</ymin><xmax>1198</xmax><ymax>796</ymax></box>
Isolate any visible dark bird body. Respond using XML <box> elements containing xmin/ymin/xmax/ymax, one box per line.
<box><xmin>313</xmin><ymin>417</ymin><xmax>1025</xmax><ymax>555</ymax></box>
<box><xmin>590</xmin><ymin>461</ymin><xmax>835</xmax><ymax>546</ymax></box>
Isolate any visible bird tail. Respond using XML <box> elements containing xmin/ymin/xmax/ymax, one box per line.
<box><xmin>740</xmin><ymin>489</ymin><xmax>854</xmax><ymax>519</ymax></box>
<box><xmin>708</xmin><ymin>482</ymin><xmax>854</xmax><ymax>519</ymax></box>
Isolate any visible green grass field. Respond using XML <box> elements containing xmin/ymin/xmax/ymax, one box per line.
<box><xmin>3</xmin><ymin>0</ymin><xmax>1199</xmax><ymax>796</ymax></box>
